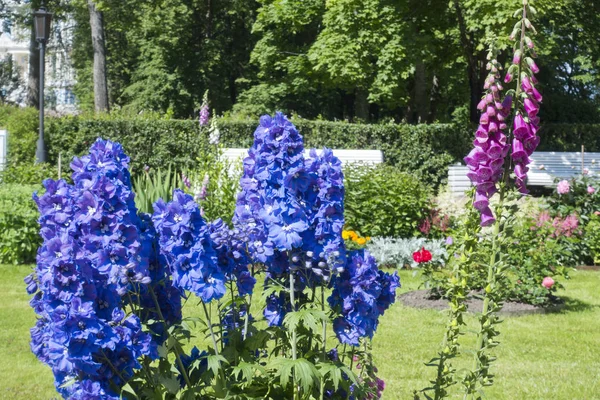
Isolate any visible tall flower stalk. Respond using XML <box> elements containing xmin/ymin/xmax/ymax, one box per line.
<box><xmin>464</xmin><ymin>0</ymin><xmax>542</xmax><ymax>397</ymax></box>
<box><xmin>420</xmin><ymin>1</ymin><xmax>542</xmax><ymax>398</ymax></box>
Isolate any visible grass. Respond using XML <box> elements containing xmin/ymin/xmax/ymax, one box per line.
<box><xmin>2</xmin><ymin>264</ymin><xmax>599</xmax><ymax>399</ymax></box>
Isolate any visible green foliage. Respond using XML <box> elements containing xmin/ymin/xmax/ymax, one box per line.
<box><xmin>344</xmin><ymin>164</ymin><xmax>431</xmax><ymax>238</ymax></box>
<box><xmin>132</xmin><ymin>166</ymin><xmax>183</xmax><ymax>214</ymax></box>
<box><xmin>0</xmin><ymin>184</ymin><xmax>41</xmax><ymax>264</ymax></box>
<box><xmin>0</xmin><ymin>162</ymin><xmax>59</xmax><ymax>185</ymax></box>
<box><xmin>0</xmin><ymin>105</ymin><xmax>39</xmax><ymax>165</ymax></box>
<box><xmin>584</xmin><ymin>215</ymin><xmax>600</xmax><ymax>265</ymax></box>
<box><xmin>188</xmin><ymin>147</ymin><xmax>241</xmax><ymax>224</ymax></box>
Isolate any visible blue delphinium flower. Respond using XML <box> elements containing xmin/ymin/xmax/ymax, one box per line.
<box><xmin>329</xmin><ymin>250</ymin><xmax>400</xmax><ymax>346</ymax></box>
<box><xmin>152</xmin><ymin>189</ymin><xmax>226</xmax><ymax>303</ymax></box>
<box><xmin>27</xmin><ymin>139</ymin><xmax>164</xmax><ymax>398</ymax></box>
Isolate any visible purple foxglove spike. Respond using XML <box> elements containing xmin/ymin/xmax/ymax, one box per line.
<box><xmin>490</xmin><ymin>158</ymin><xmax>504</xmax><ymax>170</ymax></box>
<box><xmin>525</xmin><ymin>37</ymin><xmax>534</xmax><ymax>49</ymax></box>
<box><xmin>487</xmin><ymin>143</ymin><xmax>503</xmax><ymax>159</ymax></box>
<box><xmin>512</xmin><ymin>138</ymin><xmax>528</xmax><ymax>162</ymax></box>
<box><xmin>515</xmin><ymin>179</ymin><xmax>529</xmax><ymax>194</ymax></box>
<box><xmin>480</xmin><ymin>207</ymin><xmax>496</xmax><ymax>227</ymax></box>
<box><xmin>522</xmin><ymin>76</ymin><xmax>533</xmax><ymax>92</ymax></box>
<box><xmin>527</xmin><ymin>58</ymin><xmax>540</xmax><ymax>74</ymax></box>
<box><xmin>476</xmin><ymin>166</ymin><xmax>493</xmax><ymax>182</ymax></box>
<box><xmin>524</xmin><ymin>136</ymin><xmax>540</xmax><ymax>154</ymax></box>
<box><xmin>530</xmin><ymin>116</ymin><xmax>540</xmax><ymax>126</ymax></box>
<box><xmin>494</xmin><ymin>101</ymin><xmax>503</xmax><ymax>110</ymax></box>
<box><xmin>491</xmin><ymin>85</ymin><xmax>498</xmax><ymax>93</ymax></box>
<box><xmin>513</xmin><ymin>50</ymin><xmax>521</xmax><ymax>65</ymax></box>
<box><xmin>486</xmin><ymin>106</ymin><xmax>496</xmax><ymax>117</ymax></box>
<box><xmin>524</xmin><ymin>98</ymin><xmax>539</xmax><ymax>117</ymax></box>
<box><xmin>477</xmin><ymin>98</ymin><xmax>487</xmax><ymax>110</ymax></box>
<box><xmin>488</xmin><ymin>121</ymin><xmax>498</xmax><ymax>133</ymax></box>
<box><xmin>486</xmin><ymin>93</ymin><xmax>493</xmax><ymax>104</ymax></box>
<box><xmin>472</xmin><ymin>148</ymin><xmax>490</xmax><ymax>163</ymax></box>
<box><xmin>483</xmin><ymin>78</ymin><xmax>491</xmax><ymax>90</ymax></box>
<box><xmin>497</xmin><ymin>112</ymin><xmax>506</xmax><ymax>122</ymax></box>
<box><xmin>476</xmin><ymin>139</ymin><xmax>491</xmax><ymax>151</ymax></box>
<box><xmin>466</xmin><ymin>171</ymin><xmax>479</xmax><ymax>183</ymax></box>
<box><xmin>499</xmin><ymin>122</ymin><xmax>507</xmax><ymax>131</ymax></box>
<box><xmin>475</xmin><ymin>129</ymin><xmax>489</xmax><ymax>143</ymax></box>
<box><xmin>532</xmin><ymin>87</ymin><xmax>543</xmax><ymax>102</ymax></box>
<box><xmin>473</xmin><ymin>191</ymin><xmax>490</xmax><ymax>211</ymax></box>
<box><xmin>514</xmin><ymin>163</ymin><xmax>528</xmax><ymax>179</ymax></box>
<box><xmin>480</xmin><ymin>113</ymin><xmax>490</xmax><ymax>125</ymax></box>
<box><xmin>502</xmin><ymin>95</ymin><xmax>513</xmax><ymax>112</ymax></box>
<box><xmin>497</xmin><ymin>82</ymin><xmax>503</xmax><ymax>91</ymax></box>
<box><xmin>504</xmin><ymin>72</ymin><xmax>513</xmax><ymax>83</ymax></box>
<box><xmin>513</xmin><ymin>114</ymin><xmax>529</xmax><ymax>140</ymax></box>
<box><xmin>493</xmin><ymin>132</ymin><xmax>507</xmax><ymax>145</ymax></box>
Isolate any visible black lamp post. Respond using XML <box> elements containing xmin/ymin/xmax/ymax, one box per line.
<box><xmin>33</xmin><ymin>6</ymin><xmax>52</xmax><ymax>164</ymax></box>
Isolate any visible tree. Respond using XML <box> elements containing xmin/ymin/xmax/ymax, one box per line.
<box><xmin>87</xmin><ymin>0</ymin><xmax>109</xmax><ymax>111</ymax></box>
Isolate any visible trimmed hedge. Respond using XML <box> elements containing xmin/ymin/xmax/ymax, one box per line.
<box><xmin>0</xmin><ymin>184</ymin><xmax>41</xmax><ymax>264</ymax></box>
<box><xmin>44</xmin><ymin>116</ymin><xmax>473</xmax><ymax>187</ymax></box>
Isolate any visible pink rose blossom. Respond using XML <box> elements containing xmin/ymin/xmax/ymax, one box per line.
<box><xmin>588</xmin><ymin>186</ymin><xmax>596</xmax><ymax>194</ymax></box>
<box><xmin>542</xmin><ymin>277</ymin><xmax>555</xmax><ymax>289</ymax></box>
<box><xmin>557</xmin><ymin>180</ymin><xmax>570</xmax><ymax>195</ymax></box>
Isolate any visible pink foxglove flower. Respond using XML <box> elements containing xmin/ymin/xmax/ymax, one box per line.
<box><xmin>557</xmin><ymin>180</ymin><xmax>570</xmax><ymax>195</ymax></box>
<box><xmin>542</xmin><ymin>277</ymin><xmax>555</xmax><ymax>289</ymax></box>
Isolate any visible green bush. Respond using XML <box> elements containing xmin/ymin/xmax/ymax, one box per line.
<box><xmin>343</xmin><ymin>164</ymin><xmax>431</xmax><ymax>238</ymax></box>
<box><xmin>0</xmin><ymin>162</ymin><xmax>59</xmax><ymax>185</ymax></box>
<box><xmin>0</xmin><ymin>184</ymin><xmax>41</xmax><ymax>264</ymax></box>
<box><xmin>43</xmin><ymin>114</ymin><xmax>472</xmax><ymax>188</ymax></box>
<box><xmin>0</xmin><ymin>105</ymin><xmax>39</xmax><ymax>165</ymax></box>
<box><xmin>585</xmin><ymin>215</ymin><xmax>600</xmax><ymax>265</ymax></box>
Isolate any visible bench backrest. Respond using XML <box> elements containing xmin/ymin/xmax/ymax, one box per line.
<box><xmin>222</xmin><ymin>148</ymin><xmax>384</xmax><ymax>166</ymax></box>
<box><xmin>448</xmin><ymin>151</ymin><xmax>600</xmax><ymax>195</ymax></box>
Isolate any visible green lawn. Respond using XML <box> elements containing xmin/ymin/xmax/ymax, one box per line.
<box><xmin>2</xmin><ymin>265</ymin><xmax>599</xmax><ymax>399</ymax></box>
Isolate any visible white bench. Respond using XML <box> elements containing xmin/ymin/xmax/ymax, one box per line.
<box><xmin>448</xmin><ymin>151</ymin><xmax>600</xmax><ymax>195</ymax></box>
<box><xmin>222</xmin><ymin>148</ymin><xmax>384</xmax><ymax>166</ymax></box>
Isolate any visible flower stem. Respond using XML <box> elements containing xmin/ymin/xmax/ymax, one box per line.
<box><xmin>201</xmin><ymin>301</ymin><xmax>221</xmax><ymax>357</ymax></box>
<box><xmin>320</xmin><ymin>284</ymin><xmax>327</xmax><ymax>400</ymax></box>
<box><xmin>243</xmin><ymin>294</ymin><xmax>252</xmax><ymax>341</ymax></box>
<box><xmin>149</xmin><ymin>288</ymin><xmax>193</xmax><ymax>388</ymax></box>
<box><xmin>289</xmin><ymin>271</ymin><xmax>299</xmax><ymax>400</ymax></box>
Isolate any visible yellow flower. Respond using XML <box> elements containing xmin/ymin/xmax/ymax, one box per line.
<box><xmin>342</xmin><ymin>230</ymin><xmax>352</xmax><ymax>240</ymax></box>
<box><xmin>366</xmin><ymin>236</ymin><xmax>371</xmax><ymax>241</ymax></box>
<box><xmin>355</xmin><ymin>237</ymin><xmax>367</xmax><ymax>245</ymax></box>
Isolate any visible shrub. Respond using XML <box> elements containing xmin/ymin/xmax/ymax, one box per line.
<box><xmin>0</xmin><ymin>105</ymin><xmax>38</xmax><ymax>165</ymax></box>
<box><xmin>585</xmin><ymin>214</ymin><xmax>600</xmax><ymax>265</ymax></box>
<box><xmin>0</xmin><ymin>184</ymin><xmax>41</xmax><ymax>264</ymax></box>
<box><xmin>344</xmin><ymin>164</ymin><xmax>431</xmax><ymax>238</ymax></box>
<box><xmin>0</xmin><ymin>162</ymin><xmax>59</xmax><ymax>185</ymax></box>
<box><xmin>366</xmin><ymin>236</ymin><xmax>448</xmax><ymax>269</ymax></box>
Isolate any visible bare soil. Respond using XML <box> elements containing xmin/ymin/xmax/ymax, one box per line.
<box><xmin>398</xmin><ymin>290</ymin><xmax>564</xmax><ymax>316</ymax></box>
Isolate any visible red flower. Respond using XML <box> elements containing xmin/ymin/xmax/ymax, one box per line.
<box><xmin>412</xmin><ymin>247</ymin><xmax>432</xmax><ymax>264</ymax></box>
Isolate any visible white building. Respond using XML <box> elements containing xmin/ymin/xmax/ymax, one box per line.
<box><xmin>0</xmin><ymin>8</ymin><xmax>77</xmax><ymax>113</ymax></box>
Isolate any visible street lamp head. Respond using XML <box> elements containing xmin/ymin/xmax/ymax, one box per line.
<box><xmin>33</xmin><ymin>7</ymin><xmax>52</xmax><ymax>43</ymax></box>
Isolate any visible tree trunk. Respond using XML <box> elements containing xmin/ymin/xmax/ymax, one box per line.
<box><xmin>414</xmin><ymin>59</ymin><xmax>429</xmax><ymax>123</ymax></box>
<box><xmin>453</xmin><ymin>0</ymin><xmax>480</xmax><ymax>123</ymax></box>
<box><xmin>88</xmin><ymin>0</ymin><xmax>109</xmax><ymax>112</ymax></box>
<box><xmin>354</xmin><ymin>87</ymin><xmax>369</xmax><ymax>121</ymax></box>
<box><xmin>27</xmin><ymin>24</ymin><xmax>39</xmax><ymax>109</ymax></box>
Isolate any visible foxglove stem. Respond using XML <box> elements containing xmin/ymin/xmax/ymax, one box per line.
<box><xmin>468</xmin><ymin>187</ymin><xmax>505</xmax><ymax>398</ymax></box>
